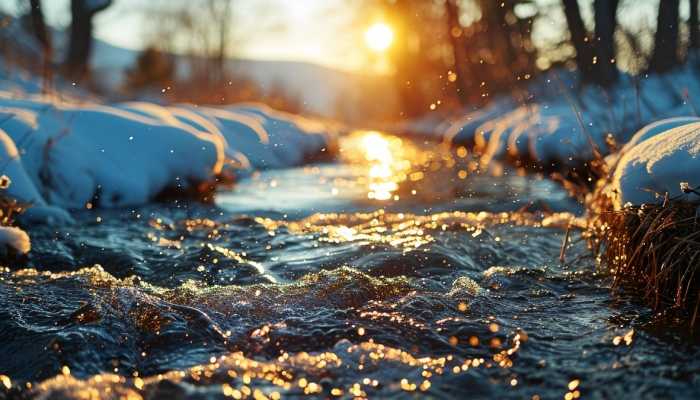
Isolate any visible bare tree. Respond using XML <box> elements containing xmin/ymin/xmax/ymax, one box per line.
<box><xmin>64</xmin><ymin>0</ymin><xmax>112</xmax><ymax>81</ymax></box>
<box><xmin>592</xmin><ymin>0</ymin><xmax>619</xmax><ymax>86</ymax></box>
<box><xmin>649</xmin><ymin>0</ymin><xmax>680</xmax><ymax>73</ymax></box>
<box><xmin>143</xmin><ymin>0</ymin><xmax>234</xmax><ymax>83</ymax></box>
<box><xmin>28</xmin><ymin>0</ymin><xmax>50</xmax><ymax>52</ymax></box>
<box><xmin>445</xmin><ymin>0</ymin><xmax>473</xmax><ymax>104</ymax></box>
<box><xmin>435</xmin><ymin>0</ymin><xmax>538</xmax><ymax>107</ymax></box>
<box><xmin>561</xmin><ymin>0</ymin><xmax>621</xmax><ymax>86</ymax></box>
<box><xmin>28</xmin><ymin>0</ymin><xmax>52</xmax><ymax>92</ymax></box>
<box><xmin>209</xmin><ymin>0</ymin><xmax>233</xmax><ymax>80</ymax></box>
<box><xmin>690</xmin><ymin>0</ymin><xmax>699</xmax><ymax>50</ymax></box>
<box><xmin>562</xmin><ymin>0</ymin><xmax>594</xmax><ymax>82</ymax></box>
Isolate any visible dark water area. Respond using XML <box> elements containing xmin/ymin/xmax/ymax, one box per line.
<box><xmin>1</xmin><ymin>132</ymin><xmax>698</xmax><ymax>399</ymax></box>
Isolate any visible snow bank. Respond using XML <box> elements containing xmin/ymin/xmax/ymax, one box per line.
<box><xmin>0</xmin><ymin>226</ymin><xmax>30</xmax><ymax>254</ymax></box>
<box><xmin>0</xmin><ymin>96</ymin><xmax>225</xmax><ymax>211</ymax></box>
<box><xmin>608</xmin><ymin>121</ymin><xmax>700</xmax><ymax>208</ymax></box>
<box><xmin>617</xmin><ymin>116</ymin><xmax>700</xmax><ymax>156</ymax></box>
<box><xmin>0</xmin><ymin>92</ymin><xmax>337</xmax><ymax>223</ymax></box>
<box><xmin>407</xmin><ymin>66</ymin><xmax>700</xmax><ymax>172</ymax></box>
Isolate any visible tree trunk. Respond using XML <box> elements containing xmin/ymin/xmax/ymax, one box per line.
<box><xmin>562</xmin><ymin>0</ymin><xmax>595</xmax><ymax>83</ymax></box>
<box><xmin>445</xmin><ymin>0</ymin><xmax>473</xmax><ymax>105</ymax></box>
<box><xmin>388</xmin><ymin>0</ymin><xmax>428</xmax><ymax>117</ymax></box>
<box><xmin>592</xmin><ymin>0</ymin><xmax>619</xmax><ymax>86</ymax></box>
<box><xmin>29</xmin><ymin>0</ymin><xmax>50</xmax><ymax>51</ymax></box>
<box><xmin>65</xmin><ymin>0</ymin><xmax>112</xmax><ymax>81</ymax></box>
<box><xmin>28</xmin><ymin>0</ymin><xmax>52</xmax><ymax>92</ymax></box>
<box><xmin>649</xmin><ymin>0</ymin><xmax>680</xmax><ymax>73</ymax></box>
<box><xmin>690</xmin><ymin>0</ymin><xmax>699</xmax><ymax>49</ymax></box>
<box><xmin>209</xmin><ymin>0</ymin><xmax>232</xmax><ymax>83</ymax></box>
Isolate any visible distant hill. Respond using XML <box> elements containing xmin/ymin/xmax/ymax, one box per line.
<box><xmin>90</xmin><ymin>37</ymin><xmax>398</xmax><ymax>120</ymax></box>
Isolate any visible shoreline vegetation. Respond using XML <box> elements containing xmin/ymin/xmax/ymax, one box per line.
<box><xmin>587</xmin><ymin>195</ymin><xmax>700</xmax><ymax>330</ymax></box>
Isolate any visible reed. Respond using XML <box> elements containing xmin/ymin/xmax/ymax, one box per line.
<box><xmin>587</xmin><ymin>192</ymin><xmax>700</xmax><ymax>328</ymax></box>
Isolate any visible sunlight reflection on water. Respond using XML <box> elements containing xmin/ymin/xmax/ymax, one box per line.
<box><xmin>339</xmin><ymin>130</ymin><xmax>456</xmax><ymax>203</ymax></box>
<box><xmin>6</xmin><ymin>129</ymin><xmax>698</xmax><ymax>399</ymax></box>
<box><xmin>217</xmin><ymin>130</ymin><xmax>578</xmax><ymax>218</ymax></box>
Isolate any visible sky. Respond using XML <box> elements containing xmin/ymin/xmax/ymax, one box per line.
<box><xmin>1</xmin><ymin>0</ymin><xmax>376</xmax><ymax>72</ymax></box>
<box><xmin>0</xmin><ymin>0</ymin><xmax>685</xmax><ymax>74</ymax></box>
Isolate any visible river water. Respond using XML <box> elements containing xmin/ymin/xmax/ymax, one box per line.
<box><xmin>1</xmin><ymin>131</ymin><xmax>698</xmax><ymax>399</ymax></box>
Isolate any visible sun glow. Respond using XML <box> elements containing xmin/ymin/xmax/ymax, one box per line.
<box><xmin>364</xmin><ymin>23</ymin><xmax>394</xmax><ymax>53</ymax></box>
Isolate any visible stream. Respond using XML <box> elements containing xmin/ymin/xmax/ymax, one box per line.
<box><xmin>1</xmin><ymin>131</ymin><xmax>698</xmax><ymax>399</ymax></box>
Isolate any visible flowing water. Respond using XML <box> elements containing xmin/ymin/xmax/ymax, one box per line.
<box><xmin>1</xmin><ymin>132</ymin><xmax>698</xmax><ymax>399</ymax></box>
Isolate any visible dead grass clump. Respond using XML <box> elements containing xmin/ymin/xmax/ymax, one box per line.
<box><xmin>588</xmin><ymin>198</ymin><xmax>700</xmax><ymax>328</ymax></box>
<box><xmin>0</xmin><ymin>180</ymin><xmax>27</xmax><ymax>226</ymax></box>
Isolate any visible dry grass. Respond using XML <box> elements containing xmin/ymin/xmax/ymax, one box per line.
<box><xmin>587</xmin><ymin>193</ymin><xmax>700</xmax><ymax>328</ymax></box>
<box><xmin>0</xmin><ymin>175</ymin><xmax>27</xmax><ymax>226</ymax></box>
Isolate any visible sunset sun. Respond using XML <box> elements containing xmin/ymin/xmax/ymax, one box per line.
<box><xmin>364</xmin><ymin>22</ymin><xmax>394</xmax><ymax>53</ymax></box>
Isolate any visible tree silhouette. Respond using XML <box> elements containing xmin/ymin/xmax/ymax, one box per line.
<box><xmin>65</xmin><ymin>0</ymin><xmax>112</xmax><ymax>81</ymax></box>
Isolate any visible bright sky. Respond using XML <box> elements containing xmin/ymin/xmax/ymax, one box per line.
<box><xmin>2</xmin><ymin>0</ymin><xmax>375</xmax><ymax>72</ymax></box>
<box><xmin>0</xmin><ymin>0</ymin><xmax>682</xmax><ymax>74</ymax></box>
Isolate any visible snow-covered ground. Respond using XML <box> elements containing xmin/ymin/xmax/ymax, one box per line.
<box><xmin>604</xmin><ymin>119</ymin><xmax>700</xmax><ymax>209</ymax></box>
<box><xmin>401</xmin><ymin>64</ymin><xmax>700</xmax><ymax>211</ymax></box>
<box><xmin>405</xmin><ymin>66</ymin><xmax>700</xmax><ymax>172</ymax></box>
<box><xmin>0</xmin><ymin>82</ymin><xmax>339</xmax><ymax>239</ymax></box>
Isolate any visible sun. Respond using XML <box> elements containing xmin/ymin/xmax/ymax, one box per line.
<box><xmin>364</xmin><ymin>22</ymin><xmax>394</xmax><ymax>53</ymax></box>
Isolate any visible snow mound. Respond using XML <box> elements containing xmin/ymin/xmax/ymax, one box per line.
<box><xmin>618</xmin><ymin>116</ymin><xmax>700</xmax><ymax>155</ymax></box>
<box><xmin>0</xmin><ymin>226</ymin><xmax>30</xmax><ymax>254</ymax></box>
<box><xmin>407</xmin><ymin>66</ymin><xmax>700</xmax><ymax>172</ymax></box>
<box><xmin>609</xmin><ymin>121</ymin><xmax>700</xmax><ymax>208</ymax></box>
<box><xmin>0</xmin><ymin>96</ymin><xmax>225</xmax><ymax>209</ymax></box>
<box><xmin>0</xmin><ymin>91</ymin><xmax>336</xmax><ymax>221</ymax></box>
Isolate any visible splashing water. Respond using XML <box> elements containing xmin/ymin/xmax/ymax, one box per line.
<box><xmin>1</xmin><ymin>131</ymin><xmax>698</xmax><ymax>399</ymax></box>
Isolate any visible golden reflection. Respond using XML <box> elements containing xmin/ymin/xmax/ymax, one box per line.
<box><xmin>25</xmin><ymin>336</ymin><xmax>525</xmax><ymax>399</ymax></box>
<box><xmin>341</xmin><ymin>131</ymin><xmax>421</xmax><ymax>202</ymax></box>
<box><xmin>363</xmin><ymin>132</ymin><xmax>404</xmax><ymax>201</ymax></box>
<box><xmin>3</xmin><ymin>266</ymin><xmax>532</xmax><ymax>399</ymax></box>
<box><xmin>257</xmin><ymin>210</ymin><xmax>582</xmax><ymax>253</ymax></box>
<box><xmin>338</xmin><ymin>130</ymin><xmax>483</xmax><ymax>203</ymax></box>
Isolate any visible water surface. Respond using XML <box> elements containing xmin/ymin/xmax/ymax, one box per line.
<box><xmin>2</xmin><ymin>131</ymin><xmax>698</xmax><ymax>399</ymax></box>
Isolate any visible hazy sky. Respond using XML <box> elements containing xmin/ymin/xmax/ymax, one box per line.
<box><xmin>1</xmin><ymin>0</ymin><xmax>376</xmax><ymax>72</ymax></box>
<box><xmin>0</xmin><ymin>0</ymin><xmax>683</xmax><ymax>73</ymax></box>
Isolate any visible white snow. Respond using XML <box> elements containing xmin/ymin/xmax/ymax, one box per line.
<box><xmin>406</xmin><ymin>66</ymin><xmax>700</xmax><ymax>172</ymax></box>
<box><xmin>398</xmin><ymin>66</ymin><xmax>700</xmax><ymax>210</ymax></box>
<box><xmin>608</xmin><ymin>122</ymin><xmax>700</xmax><ymax>208</ymax></box>
<box><xmin>0</xmin><ymin>226</ymin><xmax>30</xmax><ymax>254</ymax></box>
<box><xmin>618</xmin><ymin>116</ymin><xmax>700</xmax><ymax>156</ymax></box>
<box><xmin>0</xmin><ymin>91</ymin><xmax>337</xmax><ymax>224</ymax></box>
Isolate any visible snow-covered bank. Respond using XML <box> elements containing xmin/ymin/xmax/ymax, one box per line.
<box><xmin>0</xmin><ymin>226</ymin><xmax>30</xmax><ymax>255</ymax></box>
<box><xmin>402</xmin><ymin>64</ymin><xmax>700</xmax><ymax>224</ymax></box>
<box><xmin>587</xmin><ymin>118</ymin><xmax>700</xmax><ymax>326</ymax></box>
<box><xmin>0</xmin><ymin>90</ymin><xmax>338</xmax><ymax>223</ymax></box>
<box><xmin>604</xmin><ymin>120</ymin><xmax>700</xmax><ymax>209</ymax></box>
<box><xmin>405</xmin><ymin>66</ymin><xmax>700</xmax><ymax>173</ymax></box>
